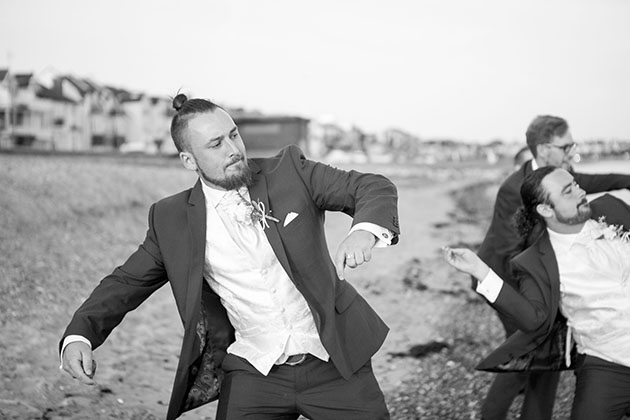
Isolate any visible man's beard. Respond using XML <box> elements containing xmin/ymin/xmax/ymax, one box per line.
<box><xmin>556</xmin><ymin>200</ymin><xmax>592</xmax><ymax>225</ymax></box>
<box><xmin>199</xmin><ymin>162</ymin><xmax>254</xmax><ymax>190</ymax></box>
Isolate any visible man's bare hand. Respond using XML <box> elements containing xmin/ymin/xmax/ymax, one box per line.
<box><xmin>442</xmin><ymin>246</ymin><xmax>490</xmax><ymax>280</ymax></box>
<box><xmin>334</xmin><ymin>230</ymin><xmax>377</xmax><ymax>280</ymax></box>
<box><xmin>61</xmin><ymin>341</ymin><xmax>97</xmax><ymax>385</ymax></box>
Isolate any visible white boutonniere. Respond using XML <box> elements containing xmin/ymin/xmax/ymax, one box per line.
<box><xmin>593</xmin><ymin>217</ymin><xmax>630</xmax><ymax>242</ymax></box>
<box><xmin>250</xmin><ymin>199</ymin><xmax>280</xmax><ymax>229</ymax></box>
<box><xmin>232</xmin><ymin>199</ymin><xmax>255</xmax><ymax>226</ymax></box>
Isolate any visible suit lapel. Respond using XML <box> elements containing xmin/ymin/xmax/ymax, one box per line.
<box><xmin>247</xmin><ymin>161</ymin><xmax>294</xmax><ymax>281</ymax></box>
<box><xmin>524</xmin><ymin>159</ymin><xmax>534</xmax><ymax>176</ymax></box>
<box><xmin>537</xmin><ymin>232</ymin><xmax>561</xmax><ymax>330</ymax></box>
<box><xmin>185</xmin><ymin>180</ymin><xmax>207</xmax><ymax>323</ymax></box>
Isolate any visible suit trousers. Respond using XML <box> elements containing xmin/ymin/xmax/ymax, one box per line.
<box><xmin>570</xmin><ymin>355</ymin><xmax>630</xmax><ymax>420</ymax></box>
<box><xmin>216</xmin><ymin>353</ymin><xmax>390</xmax><ymax>420</ymax></box>
<box><xmin>481</xmin><ymin>370</ymin><xmax>560</xmax><ymax>420</ymax></box>
<box><xmin>481</xmin><ymin>314</ymin><xmax>560</xmax><ymax>420</ymax></box>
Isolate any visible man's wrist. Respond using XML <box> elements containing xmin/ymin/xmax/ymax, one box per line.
<box><xmin>350</xmin><ymin>222</ymin><xmax>393</xmax><ymax>247</ymax></box>
<box><xmin>475</xmin><ymin>263</ymin><xmax>490</xmax><ymax>281</ymax></box>
<box><xmin>59</xmin><ymin>335</ymin><xmax>92</xmax><ymax>369</ymax></box>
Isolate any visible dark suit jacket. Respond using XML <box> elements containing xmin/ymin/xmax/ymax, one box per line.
<box><xmin>477</xmin><ymin>160</ymin><xmax>630</xmax><ymax>334</ymax></box>
<box><xmin>477</xmin><ymin>194</ymin><xmax>630</xmax><ymax>371</ymax></box>
<box><xmin>60</xmin><ymin>145</ymin><xmax>400</xmax><ymax>419</ymax></box>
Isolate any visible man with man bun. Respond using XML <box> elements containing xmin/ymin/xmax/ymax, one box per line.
<box><xmin>59</xmin><ymin>94</ymin><xmax>399</xmax><ymax>420</ymax></box>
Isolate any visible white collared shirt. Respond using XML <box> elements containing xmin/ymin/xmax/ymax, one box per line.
<box><xmin>550</xmin><ymin>220</ymin><xmax>630</xmax><ymax>367</ymax></box>
<box><xmin>477</xmin><ymin>220</ymin><xmax>630</xmax><ymax>368</ymax></box>
<box><xmin>531</xmin><ymin>158</ymin><xmax>539</xmax><ymax>170</ymax></box>
<box><xmin>201</xmin><ymin>181</ymin><xmax>329</xmax><ymax>375</ymax></box>
<box><xmin>60</xmin><ymin>180</ymin><xmax>394</xmax><ymax>371</ymax></box>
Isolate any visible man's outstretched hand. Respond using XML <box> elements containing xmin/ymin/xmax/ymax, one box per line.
<box><xmin>442</xmin><ymin>246</ymin><xmax>490</xmax><ymax>280</ymax></box>
<box><xmin>334</xmin><ymin>230</ymin><xmax>377</xmax><ymax>280</ymax></box>
<box><xmin>61</xmin><ymin>341</ymin><xmax>97</xmax><ymax>385</ymax></box>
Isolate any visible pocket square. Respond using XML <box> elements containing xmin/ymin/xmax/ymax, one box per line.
<box><xmin>283</xmin><ymin>212</ymin><xmax>299</xmax><ymax>227</ymax></box>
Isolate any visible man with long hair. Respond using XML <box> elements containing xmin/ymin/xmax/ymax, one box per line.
<box><xmin>476</xmin><ymin>115</ymin><xmax>630</xmax><ymax>419</ymax></box>
<box><xmin>446</xmin><ymin>166</ymin><xmax>630</xmax><ymax>420</ymax></box>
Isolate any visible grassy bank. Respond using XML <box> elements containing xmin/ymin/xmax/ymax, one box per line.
<box><xmin>0</xmin><ymin>154</ymin><xmax>197</xmax><ymax>326</ymax></box>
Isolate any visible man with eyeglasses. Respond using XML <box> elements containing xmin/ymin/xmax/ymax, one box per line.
<box><xmin>475</xmin><ymin>114</ymin><xmax>630</xmax><ymax>420</ymax></box>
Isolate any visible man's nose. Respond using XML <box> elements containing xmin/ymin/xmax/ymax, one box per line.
<box><xmin>577</xmin><ymin>186</ymin><xmax>586</xmax><ymax>198</ymax></box>
<box><xmin>226</xmin><ymin>138</ymin><xmax>241</xmax><ymax>154</ymax></box>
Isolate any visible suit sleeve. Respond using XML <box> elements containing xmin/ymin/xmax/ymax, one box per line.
<box><xmin>590</xmin><ymin>193</ymin><xmax>630</xmax><ymax>229</ymax></box>
<box><xmin>477</xmin><ymin>182</ymin><xmax>525</xmax><ymax>284</ymax></box>
<box><xmin>60</xmin><ymin>204</ymin><xmax>168</xmax><ymax>351</ymax></box>
<box><xmin>488</xmin><ymin>265</ymin><xmax>550</xmax><ymax>333</ymax></box>
<box><xmin>287</xmin><ymin>146</ymin><xmax>400</xmax><ymax>240</ymax></box>
<box><xmin>574</xmin><ymin>171</ymin><xmax>630</xmax><ymax>194</ymax></box>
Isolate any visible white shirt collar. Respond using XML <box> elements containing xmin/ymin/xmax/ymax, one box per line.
<box><xmin>547</xmin><ymin>225</ymin><xmax>582</xmax><ymax>255</ymax></box>
<box><xmin>547</xmin><ymin>220</ymin><xmax>599</xmax><ymax>254</ymax></box>
<box><xmin>199</xmin><ymin>179</ymin><xmax>231</xmax><ymax>209</ymax></box>
<box><xmin>531</xmin><ymin>158</ymin><xmax>540</xmax><ymax>170</ymax></box>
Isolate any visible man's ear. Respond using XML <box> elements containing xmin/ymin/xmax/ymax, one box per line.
<box><xmin>536</xmin><ymin>203</ymin><xmax>554</xmax><ymax>218</ymax></box>
<box><xmin>535</xmin><ymin>144</ymin><xmax>548</xmax><ymax>165</ymax></box>
<box><xmin>179</xmin><ymin>151</ymin><xmax>197</xmax><ymax>172</ymax></box>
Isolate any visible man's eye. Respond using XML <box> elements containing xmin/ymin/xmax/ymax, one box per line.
<box><xmin>230</xmin><ymin>131</ymin><xmax>239</xmax><ymax>139</ymax></box>
<box><xmin>210</xmin><ymin>141</ymin><xmax>221</xmax><ymax>148</ymax></box>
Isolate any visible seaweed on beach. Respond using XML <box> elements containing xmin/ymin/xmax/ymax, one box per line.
<box><xmin>389</xmin><ymin>341</ymin><xmax>450</xmax><ymax>359</ymax></box>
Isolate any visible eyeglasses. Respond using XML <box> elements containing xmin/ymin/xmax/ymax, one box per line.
<box><xmin>546</xmin><ymin>142</ymin><xmax>577</xmax><ymax>154</ymax></box>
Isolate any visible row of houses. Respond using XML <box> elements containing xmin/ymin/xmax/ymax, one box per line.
<box><xmin>0</xmin><ymin>69</ymin><xmax>311</xmax><ymax>156</ymax></box>
<box><xmin>0</xmin><ymin>69</ymin><xmax>175</xmax><ymax>153</ymax></box>
<box><xmin>2</xmin><ymin>69</ymin><xmax>627</xmax><ymax>164</ymax></box>
<box><xmin>0</xmin><ymin>68</ymin><xmax>446</xmax><ymax>161</ymax></box>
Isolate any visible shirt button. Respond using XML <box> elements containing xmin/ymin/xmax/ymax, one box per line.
<box><xmin>261</xmin><ymin>269</ymin><xmax>267</xmax><ymax>275</ymax></box>
<box><xmin>281</xmin><ymin>308</ymin><xmax>286</xmax><ymax>313</ymax></box>
<box><xmin>271</xmin><ymin>288</ymin><xmax>277</xmax><ymax>294</ymax></box>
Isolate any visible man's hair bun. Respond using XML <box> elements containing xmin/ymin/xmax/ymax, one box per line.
<box><xmin>172</xmin><ymin>93</ymin><xmax>188</xmax><ymax>111</ymax></box>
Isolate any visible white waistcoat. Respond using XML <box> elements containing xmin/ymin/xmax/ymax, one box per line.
<box><xmin>549</xmin><ymin>220</ymin><xmax>630</xmax><ymax>368</ymax></box>
<box><xmin>201</xmin><ymin>181</ymin><xmax>329</xmax><ymax>375</ymax></box>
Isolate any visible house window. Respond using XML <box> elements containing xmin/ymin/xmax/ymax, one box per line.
<box><xmin>14</xmin><ymin>135</ymin><xmax>36</xmax><ymax>147</ymax></box>
<box><xmin>92</xmin><ymin>135</ymin><xmax>106</xmax><ymax>146</ymax></box>
<box><xmin>15</xmin><ymin>111</ymin><xmax>25</xmax><ymax>126</ymax></box>
<box><xmin>114</xmin><ymin>136</ymin><xmax>126</xmax><ymax>147</ymax></box>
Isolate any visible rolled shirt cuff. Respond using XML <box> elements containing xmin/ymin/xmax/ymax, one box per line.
<box><xmin>475</xmin><ymin>269</ymin><xmax>504</xmax><ymax>303</ymax></box>
<box><xmin>349</xmin><ymin>222</ymin><xmax>394</xmax><ymax>247</ymax></box>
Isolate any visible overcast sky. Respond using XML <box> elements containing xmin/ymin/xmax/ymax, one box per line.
<box><xmin>2</xmin><ymin>0</ymin><xmax>629</xmax><ymax>143</ymax></box>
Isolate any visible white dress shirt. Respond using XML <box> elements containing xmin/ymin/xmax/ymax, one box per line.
<box><xmin>477</xmin><ymin>220</ymin><xmax>630</xmax><ymax>368</ymax></box>
<box><xmin>201</xmin><ymin>182</ymin><xmax>329</xmax><ymax>375</ymax></box>
<box><xmin>200</xmin><ymin>181</ymin><xmax>393</xmax><ymax>375</ymax></box>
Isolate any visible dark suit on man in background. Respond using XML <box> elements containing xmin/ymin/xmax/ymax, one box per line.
<box><xmin>60</xmin><ymin>145</ymin><xmax>399</xmax><ymax>420</ymax></box>
<box><xmin>476</xmin><ymin>193</ymin><xmax>630</xmax><ymax>419</ymax></box>
<box><xmin>477</xmin><ymin>160</ymin><xmax>630</xmax><ymax>419</ymax></box>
